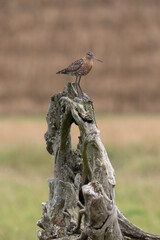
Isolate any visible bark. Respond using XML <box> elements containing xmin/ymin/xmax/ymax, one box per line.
<box><xmin>37</xmin><ymin>82</ymin><xmax>160</xmax><ymax>240</ymax></box>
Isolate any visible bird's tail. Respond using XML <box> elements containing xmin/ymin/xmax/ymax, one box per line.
<box><xmin>56</xmin><ymin>69</ymin><xmax>68</xmax><ymax>74</ymax></box>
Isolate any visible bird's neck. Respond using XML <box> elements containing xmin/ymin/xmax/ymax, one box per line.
<box><xmin>84</xmin><ymin>57</ymin><xmax>93</xmax><ymax>64</ymax></box>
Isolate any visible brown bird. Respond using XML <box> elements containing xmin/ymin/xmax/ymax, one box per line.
<box><xmin>56</xmin><ymin>51</ymin><xmax>103</xmax><ymax>97</ymax></box>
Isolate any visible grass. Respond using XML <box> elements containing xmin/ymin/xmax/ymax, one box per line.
<box><xmin>0</xmin><ymin>145</ymin><xmax>52</xmax><ymax>240</ymax></box>
<box><xmin>0</xmin><ymin>172</ymin><xmax>47</xmax><ymax>240</ymax></box>
<box><xmin>0</xmin><ymin>114</ymin><xmax>160</xmax><ymax>239</ymax></box>
<box><xmin>111</xmin><ymin>144</ymin><xmax>160</xmax><ymax>234</ymax></box>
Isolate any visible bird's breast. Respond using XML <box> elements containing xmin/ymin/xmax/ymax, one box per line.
<box><xmin>78</xmin><ymin>58</ymin><xmax>93</xmax><ymax>76</ymax></box>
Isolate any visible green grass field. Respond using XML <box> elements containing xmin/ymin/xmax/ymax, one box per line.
<box><xmin>0</xmin><ymin>115</ymin><xmax>160</xmax><ymax>240</ymax></box>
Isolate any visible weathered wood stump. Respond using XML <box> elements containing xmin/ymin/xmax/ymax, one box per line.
<box><xmin>37</xmin><ymin>82</ymin><xmax>160</xmax><ymax>240</ymax></box>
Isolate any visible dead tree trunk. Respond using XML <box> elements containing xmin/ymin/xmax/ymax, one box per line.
<box><xmin>37</xmin><ymin>82</ymin><xmax>160</xmax><ymax>240</ymax></box>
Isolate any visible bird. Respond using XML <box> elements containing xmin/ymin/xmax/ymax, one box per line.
<box><xmin>56</xmin><ymin>52</ymin><xmax>103</xmax><ymax>97</ymax></box>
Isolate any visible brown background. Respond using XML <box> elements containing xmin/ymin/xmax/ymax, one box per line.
<box><xmin>1</xmin><ymin>0</ymin><xmax>160</xmax><ymax>113</ymax></box>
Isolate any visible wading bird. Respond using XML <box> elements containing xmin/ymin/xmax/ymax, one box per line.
<box><xmin>56</xmin><ymin>52</ymin><xmax>103</xmax><ymax>97</ymax></box>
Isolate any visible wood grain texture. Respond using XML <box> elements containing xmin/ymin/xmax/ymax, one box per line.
<box><xmin>37</xmin><ymin>82</ymin><xmax>160</xmax><ymax>240</ymax></box>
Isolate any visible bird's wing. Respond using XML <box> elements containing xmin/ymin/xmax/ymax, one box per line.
<box><xmin>66</xmin><ymin>58</ymin><xmax>84</xmax><ymax>72</ymax></box>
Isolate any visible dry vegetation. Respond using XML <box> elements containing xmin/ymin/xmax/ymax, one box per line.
<box><xmin>0</xmin><ymin>0</ymin><xmax>160</xmax><ymax>113</ymax></box>
<box><xmin>1</xmin><ymin>114</ymin><xmax>160</xmax><ymax>149</ymax></box>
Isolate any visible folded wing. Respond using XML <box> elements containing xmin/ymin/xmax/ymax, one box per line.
<box><xmin>56</xmin><ymin>58</ymin><xmax>84</xmax><ymax>75</ymax></box>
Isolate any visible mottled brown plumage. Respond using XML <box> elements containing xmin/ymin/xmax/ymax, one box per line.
<box><xmin>56</xmin><ymin>52</ymin><xmax>102</xmax><ymax>97</ymax></box>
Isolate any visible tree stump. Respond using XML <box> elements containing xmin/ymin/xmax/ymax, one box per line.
<box><xmin>37</xmin><ymin>82</ymin><xmax>160</xmax><ymax>240</ymax></box>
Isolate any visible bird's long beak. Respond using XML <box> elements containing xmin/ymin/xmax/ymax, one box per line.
<box><xmin>93</xmin><ymin>56</ymin><xmax>103</xmax><ymax>62</ymax></box>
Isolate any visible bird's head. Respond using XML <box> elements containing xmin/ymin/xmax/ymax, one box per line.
<box><xmin>86</xmin><ymin>51</ymin><xmax>103</xmax><ymax>62</ymax></box>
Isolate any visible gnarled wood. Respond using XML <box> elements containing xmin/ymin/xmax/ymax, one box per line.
<box><xmin>37</xmin><ymin>82</ymin><xmax>160</xmax><ymax>240</ymax></box>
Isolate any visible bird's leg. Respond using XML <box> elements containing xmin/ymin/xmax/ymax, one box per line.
<box><xmin>78</xmin><ymin>76</ymin><xmax>83</xmax><ymax>97</ymax></box>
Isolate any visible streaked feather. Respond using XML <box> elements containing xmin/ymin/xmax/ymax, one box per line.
<box><xmin>56</xmin><ymin>58</ymin><xmax>85</xmax><ymax>75</ymax></box>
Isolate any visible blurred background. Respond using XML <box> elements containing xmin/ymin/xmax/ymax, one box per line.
<box><xmin>0</xmin><ymin>0</ymin><xmax>160</xmax><ymax>239</ymax></box>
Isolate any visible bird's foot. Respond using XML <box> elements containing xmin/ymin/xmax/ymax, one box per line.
<box><xmin>76</xmin><ymin>91</ymin><xmax>88</xmax><ymax>99</ymax></box>
<box><xmin>77</xmin><ymin>95</ymin><xmax>83</xmax><ymax>99</ymax></box>
<box><xmin>80</xmin><ymin>93</ymin><xmax>88</xmax><ymax>99</ymax></box>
